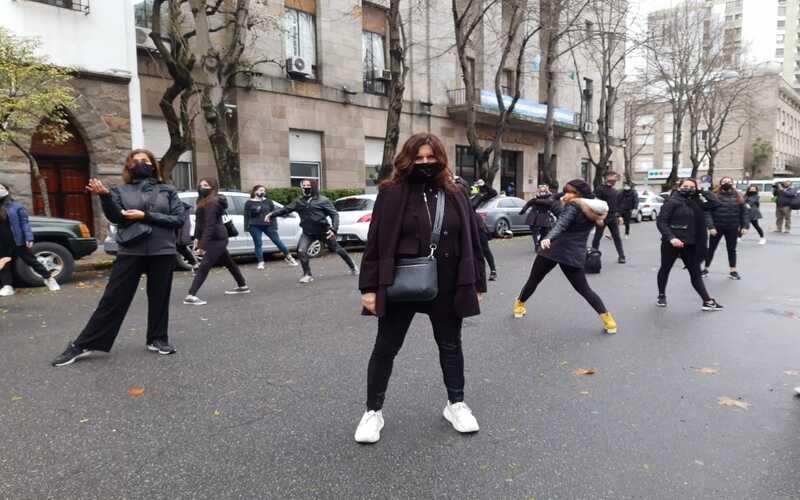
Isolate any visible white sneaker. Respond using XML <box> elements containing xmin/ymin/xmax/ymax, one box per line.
<box><xmin>285</xmin><ymin>255</ymin><xmax>299</xmax><ymax>267</ymax></box>
<box><xmin>354</xmin><ymin>410</ymin><xmax>384</xmax><ymax>444</ymax></box>
<box><xmin>795</xmin><ymin>387</ymin><xmax>800</xmax><ymax>396</ymax></box>
<box><xmin>443</xmin><ymin>401</ymin><xmax>479</xmax><ymax>433</ymax></box>
<box><xmin>758</xmin><ymin>238</ymin><xmax>766</xmax><ymax>245</ymax></box>
<box><xmin>183</xmin><ymin>295</ymin><xmax>207</xmax><ymax>305</ymax></box>
<box><xmin>0</xmin><ymin>285</ymin><xmax>14</xmax><ymax>297</ymax></box>
<box><xmin>44</xmin><ymin>277</ymin><xmax>60</xmax><ymax>291</ymax></box>
<box><xmin>257</xmin><ymin>262</ymin><xmax>265</xmax><ymax>270</ymax></box>
<box><xmin>298</xmin><ymin>275</ymin><xmax>314</xmax><ymax>284</ymax></box>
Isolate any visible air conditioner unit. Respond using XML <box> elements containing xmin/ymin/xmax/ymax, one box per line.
<box><xmin>286</xmin><ymin>56</ymin><xmax>313</xmax><ymax>79</ymax></box>
<box><xmin>583</xmin><ymin>122</ymin><xmax>595</xmax><ymax>133</ymax></box>
<box><xmin>366</xmin><ymin>69</ymin><xmax>392</xmax><ymax>81</ymax></box>
<box><xmin>135</xmin><ymin>26</ymin><xmax>157</xmax><ymax>51</ymax></box>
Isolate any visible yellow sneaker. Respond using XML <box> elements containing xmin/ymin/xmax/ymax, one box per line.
<box><xmin>600</xmin><ymin>312</ymin><xmax>617</xmax><ymax>334</ymax></box>
<box><xmin>513</xmin><ymin>299</ymin><xmax>527</xmax><ymax>318</ymax></box>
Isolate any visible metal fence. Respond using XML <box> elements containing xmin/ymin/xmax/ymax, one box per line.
<box><xmin>27</xmin><ymin>0</ymin><xmax>90</xmax><ymax>14</ymax></box>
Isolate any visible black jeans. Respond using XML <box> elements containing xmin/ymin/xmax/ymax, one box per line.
<box><xmin>657</xmin><ymin>242</ymin><xmax>711</xmax><ymax>301</ymax></box>
<box><xmin>297</xmin><ymin>232</ymin><xmax>355</xmax><ymax>276</ymax></box>
<box><xmin>74</xmin><ymin>254</ymin><xmax>174</xmax><ymax>351</ymax></box>
<box><xmin>530</xmin><ymin>225</ymin><xmax>549</xmax><ymax>250</ymax></box>
<box><xmin>751</xmin><ymin>220</ymin><xmax>764</xmax><ymax>238</ymax></box>
<box><xmin>706</xmin><ymin>227</ymin><xmax>739</xmax><ymax>268</ymax></box>
<box><xmin>518</xmin><ymin>255</ymin><xmax>607</xmax><ymax>314</ymax></box>
<box><xmin>177</xmin><ymin>244</ymin><xmax>198</xmax><ymax>266</ymax></box>
<box><xmin>591</xmin><ymin>218</ymin><xmax>625</xmax><ymax>258</ymax></box>
<box><xmin>188</xmin><ymin>240</ymin><xmax>246</xmax><ymax>296</ymax></box>
<box><xmin>0</xmin><ymin>245</ymin><xmax>52</xmax><ymax>286</ymax></box>
<box><xmin>621</xmin><ymin>210</ymin><xmax>632</xmax><ymax>235</ymax></box>
<box><xmin>366</xmin><ymin>302</ymin><xmax>464</xmax><ymax>410</ymax></box>
<box><xmin>478</xmin><ymin>230</ymin><xmax>496</xmax><ymax>272</ymax></box>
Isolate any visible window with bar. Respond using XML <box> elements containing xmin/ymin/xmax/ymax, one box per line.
<box><xmin>27</xmin><ymin>0</ymin><xmax>90</xmax><ymax>13</ymax></box>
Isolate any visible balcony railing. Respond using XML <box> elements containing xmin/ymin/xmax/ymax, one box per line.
<box><xmin>447</xmin><ymin>87</ymin><xmax>513</xmax><ymax>106</ymax></box>
<box><xmin>26</xmin><ymin>0</ymin><xmax>90</xmax><ymax>14</ymax></box>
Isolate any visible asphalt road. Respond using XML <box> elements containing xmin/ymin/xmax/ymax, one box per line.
<box><xmin>1</xmin><ymin>213</ymin><xmax>799</xmax><ymax>499</ymax></box>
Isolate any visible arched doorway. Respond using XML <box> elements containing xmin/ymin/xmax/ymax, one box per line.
<box><xmin>30</xmin><ymin>120</ymin><xmax>94</xmax><ymax>233</ymax></box>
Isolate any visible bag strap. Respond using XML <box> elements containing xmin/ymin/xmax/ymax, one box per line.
<box><xmin>428</xmin><ymin>190</ymin><xmax>445</xmax><ymax>256</ymax></box>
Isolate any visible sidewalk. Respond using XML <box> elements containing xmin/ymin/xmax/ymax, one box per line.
<box><xmin>74</xmin><ymin>246</ymin><xmax>115</xmax><ymax>271</ymax></box>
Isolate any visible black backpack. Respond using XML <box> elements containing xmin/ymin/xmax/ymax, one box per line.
<box><xmin>585</xmin><ymin>249</ymin><xmax>602</xmax><ymax>274</ymax></box>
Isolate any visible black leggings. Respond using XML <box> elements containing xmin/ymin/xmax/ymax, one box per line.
<box><xmin>750</xmin><ymin>220</ymin><xmax>764</xmax><ymax>238</ymax></box>
<box><xmin>366</xmin><ymin>302</ymin><xmax>464</xmax><ymax>411</ymax></box>
<box><xmin>0</xmin><ymin>245</ymin><xmax>52</xmax><ymax>286</ymax></box>
<box><xmin>188</xmin><ymin>240</ymin><xmax>246</xmax><ymax>296</ymax></box>
<box><xmin>530</xmin><ymin>226</ymin><xmax>549</xmax><ymax>250</ymax></box>
<box><xmin>478</xmin><ymin>230</ymin><xmax>496</xmax><ymax>272</ymax></box>
<box><xmin>621</xmin><ymin>210</ymin><xmax>632</xmax><ymax>235</ymax></box>
<box><xmin>518</xmin><ymin>255</ymin><xmax>607</xmax><ymax>314</ymax></box>
<box><xmin>591</xmin><ymin>219</ymin><xmax>625</xmax><ymax>258</ymax></box>
<box><xmin>177</xmin><ymin>244</ymin><xmax>198</xmax><ymax>266</ymax></box>
<box><xmin>706</xmin><ymin>227</ymin><xmax>739</xmax><ymax>268</ymax></box>
<box><xmin>657</xmin><ymin>242</ymin><xmax>711</xmax><ymax>301</ymax></box>
<box><xmin>297</xmin><ymin>232</ymin><xmax>355</xmax><ymax>275</ymax></box>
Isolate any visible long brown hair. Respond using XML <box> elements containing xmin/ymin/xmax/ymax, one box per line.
<box><xmin>122</xmin><ymin>149</ymin><xmax>162</xmax><ymax>184</ymax></box>
<box><xmin>196</xmin><ymin>177</ymin><xmax>220</xmax><ymax>208</ymax></box>
<box><xmin>713</xmin><ymin>176</ymin><xmax>744</xmax><ymax>204</ymax></box>
<box><xmin>383</xmin><ymin>133</ymin><xmax>457</xmax><ymax>192</ymax></box>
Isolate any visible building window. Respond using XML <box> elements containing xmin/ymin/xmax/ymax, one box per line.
<box><xmin>172</xmin><ymin>161</ymin><xmax>194</xmax><ymax>192</ymax></box>
<box><xmin>779</xmin><ymin>6</ymin><xmax>787</xmax><ymax>16</ymax></box>
<box><xmin>290</xmin><ymin>162</ymin><xmax>321</xmax><ymax>187</ymax></box>
<box><xmin>503</xmin><ymin>69</ymin><xmax>515</xmax><ymax>96</ymax></box>
<box><xmin>455</xmin><ymin>145</ymin><xmax>477</xmax><ymax>184</ymax></box>
<box><xmin>582</xmin><ymin>78</ymin><xmax>594</xmax><ymax>125</ymax></box>
<box><xmin>363</xmin><ymin>31</ymin><xmax>387</xmax><ymax>95</ymax></box>
<box><xmin>636</xmin><ymin>155</ymin><xmax>653</xmax><ymax>173</ymax></box>
<box><xmin>778</xmin><ymin>20</ymin><xmax>786</xmax><ymax>28</ymax></box>
<box><xmin>635</xmin><ymin>134</ymin><xmax>655</xmax><ymax>146</ymax></box>
<box><xmin>289</xmin><ymin>130</ymin><xmax>322</xmax><ymax>187</ymax></box>
<box><xmin>466</xmin><ymin>57</ymin><xmax>477</xmax><ymax>92</ymax></box>
<box><xmin>285</xmin><ymin>8</ymin><xmax>317</xmax><ymax>66</ymax></box>
<box><xmin>777</xmin><ymin>48</ymin><xmax>785</xmax><ymax>57</ymax></box>
<box><xmin>364</xmin><ymin>138</ymin><xmax>385</xmax><ymax>189</ymax></box>
<box><xmin>635</xmin><ymin>114</ymin><xmax>655</xmax><ymax>127</ymax></box>
<box><xmin>27</xmin><ymin>0</ymin><xmax>89</xmax><ymax>13</ymax></box>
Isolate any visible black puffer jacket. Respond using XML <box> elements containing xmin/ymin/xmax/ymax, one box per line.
<box><xmin>103</xmin><ymin>178</ymin><xmax>184</xmax><ymax>256</ymax></box>
<box><xmin>618</xmin><ymin>189</ymin><xmax>639</xmax><ymax>211</ymax></box>
<box><xmin>538</xmin><ymin>202</ymin><xmax>597</xmax><ymax>269</ymax></box>
<box><xmin>657</xmin><ymin>191</ymin><xmax>716</xmax><ymax>251</ymax></box>
<box><xmin>593</xmin><ymin>184</ymin><xmax>621</xmax><ymax>219</ymax></box>
<box><xmin>705</xmin><ymin>189</ymin><xmax>748</xmax><ymax>230</ymax></box>
<box><xmin>194</xmin><ymin>195</ymin><xmax>230</xmax><ymax>249</ymax></box>
<box><xmin>271</xmin><ymin>194</ymin><xmax>339</xmax><ymax>235</ymax></box>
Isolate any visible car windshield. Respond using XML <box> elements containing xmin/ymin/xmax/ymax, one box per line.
<box><xmin>335</xmin><ymin>198</ymin><xmax>374</xmax><ymax>211</ymax></box>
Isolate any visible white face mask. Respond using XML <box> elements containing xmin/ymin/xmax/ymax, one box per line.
<box><xmin>0</xmin><ymin>189</ymin><xmax>8</xmax><ymax>198</ymax></box>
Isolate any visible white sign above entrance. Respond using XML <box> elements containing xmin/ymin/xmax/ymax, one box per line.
<box><xmin>647</xmin><ymin>168</ymin><xmax>692</xmax><ymax>180</ymax></box>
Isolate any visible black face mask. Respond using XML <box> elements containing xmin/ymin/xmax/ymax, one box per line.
<box><xmin>198</xmin><ymin>188</ymin><xmax>212</xmax><ymax>198</ymax></box>
<box><xmin>257</xmin><ymin>192</ymin><xmax>266</xmax><ymax>199</ymax></box>
<box><xmin>302</xmin><ymin>187</ymin><xmax>313</xmax><ymax>197</ymax></box>
<box><xmin>130</xmin><ymin>161</ymin><xmax>154</xmax><ymax>180</ymax></box>
<box><xmin>721</xmin><ymin>184</ymin><xmax>733</xmax><ymax>191</ymax></box>
<box><xmin>410</xmin><ymin>163</ymin><xmax>443</xmax><ymax>182</ymax></box>
<box><xmin>679</xmin><ymin>187</ymin><xmax>697</xmax><ymax>197</ymax></box>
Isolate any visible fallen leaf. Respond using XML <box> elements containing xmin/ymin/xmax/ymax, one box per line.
<box><xmin>784</xmin><ymin>370</ymin><xmax>800</xmax><ymax>376</ymax></box>
<box><xmin>212</xmin><ymin>409</ymin><xmax>221</xmax><ymax>417</ymax></box>
<box><xmin>574</xmin><ymin>368</ymin><xmax>596</xmax><ymax>376</ymax></box>
<box><xmin>479</xmin><ymin>464</ymin><xmax>489</xmax><ymax>471</ymax></box>
<box><xmin>695</xmin><ymin>367</ymin><xmax>718</xmax><ymax>375</ymax></box>
<box><xmin>128</xmin><ymin>387</ymin><xmax>145</xmax><ymax>397</ymax></box>
<box><xmin>578</xmin><ymin>390</ymin><xmax>590</xmax><ymax>395</ymax></box>
<box><xmin>643</xmin><ymin>464</ymin><xmax>651</xmax><ymax>472</ymax></box>
<box><xmin>560</xmin><ymin>361</ymin><xmax>569</xmax><ymax>366</ymax></box>
<box><xmin>718</xmin><ymin>396</ymin><xmax>751</xmax><ymax>410</ymax></box>
<box><xmin>79</xmin><ymin>418</ymin><xmax>89</xmax><ymax>423</ymax></box>
<box><xmin>11</xmin><ymin>395</ymin><xmax>23</xmax><ymax>401</ymax></box>
<box><xmin>74</xmin><ymin>282</ymin><xmax>90</xmax><ymax>288</ymax></box>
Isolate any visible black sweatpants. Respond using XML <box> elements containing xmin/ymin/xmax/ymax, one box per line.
<box><xmin>530</xmin><ymin>225</ymin><xmax>549</xmax><ymax>250</ymax></box>
<box><xmin>621</xmin><ymin>210</ymin><xmax>632</xmax><ymax>236</ymax></box>
<box><xmin>591</xmin><ymin>218</ymin><xmax>625</xmax><ymax>258</ymax></box>
<box><xmin>750</xmin><ymin>220</ymin><xmax>764</xmax><ymax>238</ymax></box>
<box><xmin>518</xmin><ymin>255</ymin><xmax>607</xmax><ymax>314</ymax></box>
<box><xmin>367</xmin><ymin>302</ymin><xmax>464</xmax><ymax>411</ymax></box>
<box><xmin>188</xmin><ymin>240</ymin><xmax>246</xmax><ymax>296</ymax></box>
<box><xmin>177</xmin><ymin>244</ymin><xmax>198</xmax><ymax>266</ymax></box>
<box><xmin>478</xmin><ymin>230</ymin><xmax>496</xmax><ymax>272</ymax></box>
<box><xmin>0</xmin><ymin>245</ymin><xmax>52</xmax><ymax>286</ymax></box>
<box><xmin>74</xmin><ymin>254</ymin><xmax>175</xmax><ymax>352</ymax></box>
<box><xmin>297</xmin><ymin>232</ymin><xmax>355</xmax><ymax>276</ymax></box>
<box><xmin>657</xmin><ymin>242</ymin><xmax>711</xmax><ymax>301</ymax></box>
<box><xmin>706</xmin><ymin>227</ymin><xmax>739</xmax><ymax>268</ymax></box>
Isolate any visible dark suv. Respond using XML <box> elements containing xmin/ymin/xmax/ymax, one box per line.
<box><xmin>11</xmin><ymin>216</ymin><xmax>98</xmax><ymax>286</ymax></box>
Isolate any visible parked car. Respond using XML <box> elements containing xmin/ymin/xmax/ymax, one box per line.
<box><xmin>104</xmin><ymin>191</ymin><xmax>321</xmax><ymax>269</ymax></box>
<box><xmin>632</xmin><ymin>193</ymin><xmax>666</xmax><ymax>222</ymax></box>
<box><xmin>476</xmin><ymin>196</ymin><xmax>532</xmax><ymax>237</ymax></box>
<box><xmin>13</xmin><ymin>216</ymin><xmax>98</xmax><ymax>286</ymax></box>
<box><xmin>334</xmin><ymin>194</ymin><xmax>377</xmax><ymax>247</ymax></box>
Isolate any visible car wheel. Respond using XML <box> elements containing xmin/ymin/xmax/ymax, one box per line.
<box><xmin>495</xmin><ymin>218</ymin><xmax>510</xmax><ymax>237</ymax></box>
<box><xmin>634</xmin><ymin>211</ymin><xmax>642</xmax><ymax>223</ymax></box>
<box><xmin>306</xmin><ymin>239</ymin><xmax>323</xmax><ymax>258</ymax></box>
<box><xmin>650</xmin><ymin>210</ymin><xmax>658</xmax><ymax>221</ymax></box>
<box><xmin>14</xmin><ymin>241</ymin><xmax>75</xmax><ymax>286</ymax></box>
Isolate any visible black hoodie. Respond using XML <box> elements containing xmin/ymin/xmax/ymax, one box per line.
<box><xmin>194</xmin><ymin>194</ymin><xmax>230</xmax><ymax>249</ymax></box>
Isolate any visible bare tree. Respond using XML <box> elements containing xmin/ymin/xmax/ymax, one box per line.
<box><xmin>378</xmin><ymin>0</ymin><xmax>408</xmax><ymax>181</ymax></box>
<box><xmin>619</xmin><ymin>84</ymin><xmax>656</xmax><ymax>185</ymax></box>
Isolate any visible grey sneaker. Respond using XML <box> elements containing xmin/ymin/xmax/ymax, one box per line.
<box><xmin>285</xmin><ymin>255</ymin><xmax>299</xmax><ymax>267</ymax></box>
<box><xmin>350</xmin><ymin>267</ymin><xmax>359</xmax><ymax>276</ymax></box>
<box><xmin>44</xmin><ymin>277</ymin><xmax>60</xmax><ymax>291</ymax></box>
<box><xmin>299</xmin><ymin>275</ymin><xmax>314</xmax><ymax>284</ymax></box>
<box><xmin>183</xmin><ymin>295</ymin><xmax>207</xmax><ymax>306</ymax></box>
<box><xmin>146</xmin><ymin>339</ymin><xmax>176</xmax><ymax>355</ymax></box>
<box><xmin>225</xmin><ymin>286</ymin><xmax>251</xmax><ymax>295</ymax></box>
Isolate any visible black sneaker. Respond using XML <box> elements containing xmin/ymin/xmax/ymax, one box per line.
<box><xmin>489</xmin><ymin>270</ymin><xmax>497</xmax><ymax>281</ymax></box>
<box><xmin>656</xmin><ymin>295</ymin><xmax>667</xmax><ymax>307</ymax></box>
<box><xmin>702</xmin><ymin>299</ymin><xmax>724</xmax><ymax>312</ymax></box>
<box><xmin>618</xmin><ymin>256</ymin><xmax>626</xmax><ymax>264</ymax></box>
<box><xmin>729</xmin><ymin>271</ymin><xmax>741</xmax><ymax>280</ymax></box>
<box><xmin>52</xmin><ymin>343</ymin><xmax>90</xmax><ymax>367</ymax></box>
<box><xmin>146</xmin><ymin>339</ymin><xmax>176</xmax><ymax>355</ymax></box>
<box><xmin>700</xmin><ymin>268</ymin><xmax>709</xmax><ymax>278</ymax></box>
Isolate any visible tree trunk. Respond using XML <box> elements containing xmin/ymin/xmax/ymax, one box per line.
<box><xmin>379</xmin><ymin>0</ymin><xmax>405</xmax><ymax>181</ymax></box>
<box><xmin>10</xmin><ymin>139</ymin><xmax>51</xmax><ymax>216</ymax></box>
<box><xmin>707</xmin><ymin>151</ymin><xmax>716</xmax><ymax>183</ymax></box>
<box><xmin>202</xmin><ymin>92</ymin><xmax>239</xmax><ymax>189</ymax></box>
<box><xmin>541</xmin><ymin>65</ymin><xmax>558</xmax><ymax>187</ymax></box>
<box><xmin>665</xmin><ymin>112</ymin><xmax>682</xmax><ymax>191</ymax></box>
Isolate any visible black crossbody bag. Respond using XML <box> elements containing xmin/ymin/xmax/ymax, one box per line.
<box><xmin>386</xmin><ymin>190</ymin><xmax>445</xmax><ymax>302</ymax></box>
<box><xmin>115</xmin><ymin>187</ymin><xmax>157</xmax><ymax>247</ymax></box>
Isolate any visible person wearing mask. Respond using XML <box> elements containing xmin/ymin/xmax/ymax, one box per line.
<box><xmin>175</xmin><ymin>199</ymin><xmax>199</xmax><ymax>274</ymax></box>
<box><xmin>519</xmin><ymin>184</ymin><xmax>559</xmax><ymax>251</ymax></box>
<box><xmin>0</xmin><ymin>183</ymin><xmax>61</xmax><ymax>296</ymax></box>
<box><xmin>703</xmin><ymin>177</ymin><xmax>748</xmax><ymax>280</ymax></box>
<box><xmin>774</xmin><ymin>181</ymin><xmax>796</xmax><ymax>233</ymax></box>
<box><xmin>505</xmin><ymin>181</ymin><xmax>516</xmax><ymax>197</ymax></box>
<box><xmin>618</xmin><ymin>183</ymin><xmax>639</xmax><ymax>239</ymax></box>
<box><xmin>244</xmin><ymin>185</ymin><xmax>298</xmax><ymax>270</ymax></box>
<box><xmin>469</xmin><ymin>179</ymin><xmax>499</xmax><ymax>280</ymax></box>
<box><xmin>266</xmin><ymin>179</ymin><xmax>356</xmax><ymax>283</ymax></box>
<box><xmin>355</xmin><ymin>133</ymin><xmax>487</xmax><ymax>444</ymax></box>
<box><xmin>591</xmin><ymin>172</ymin><xmax>626</xmax><ymax>263</ymax></box>
<box><xmin>655</xmin><ymin>179</ymin><xmax>724</xmax><ymax>311</ymax></box>
<box><xmin>513</xmin><ymin>179</ymin><xmax>618</xmax><ymax>334</ymax></box>
<box><xmin>51</xmin><ymin>149</ymin><xmax>184</xmax><ymax>366</ymax></box>
<box><xmin>744</xmin><ymin>185</ymin><xmax>766</xmax><ymax>245</ymax></box>
<box><xmin>183</xmin><ymin>178</ymin><xmax>249</xmax><ymax>305</ymax></box>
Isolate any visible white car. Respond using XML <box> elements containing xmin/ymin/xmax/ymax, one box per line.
<box><xmin>632</xmin><ymin>193</ymin><xmax>666</xmax><ymax>222</ymax></box>
<box><xmin>334</xmin><ymin>194</ymin><xmax>377</xmax><ymax>246</ymax></box>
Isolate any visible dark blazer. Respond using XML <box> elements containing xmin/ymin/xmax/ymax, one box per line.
<box><xmin>194</xmin><ymin>195</ymin><xmax>229</xmax><ymax>249</ymax></box>
<box><xmin>244</xmin><ymin>198</ymin><xmax>277</xmax><ymax>231</ymax></box>
<box><xmin>618</xmin><ymin>189</ymin><xmax>639</xmax><ymax>211</ymax></box>
<box><xmin>593</xmin><ymin>184</ymin><xmax>621</xmax><ymax>219</ymax></box>
<box><xmin>538</xmin><ymin>202</ymin><xmax>597</xmax><ymax>268</ymax></box>
<box><xmin>271</xmin><ymin>195</ymin><xmax>338</xmax><ymax>235</ymax></box>
<box><xmin>519</xmin><ymin>194</ymin><xmax>557</xmax><ymax>227</ymax></box>
<box><xmin>359</xmin><ymin>182</ymin><xmax>487</xmax><ymax>318</ymax></box>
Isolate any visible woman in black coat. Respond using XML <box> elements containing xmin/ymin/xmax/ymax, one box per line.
<box><xmin>744</xmin><ymin>185</ymin><xmax>766</xmax><ymax>245</ymax></box>
<box><xmin>183</xmin><ymin>178</ymin><xmax>249</xmax><ymax>305</ymax></box>
<box><xmin>703</xmin><ymin>177</ymin><xmax>749</xmax><ymax>280</ymax></box>
<box><xmin>355</xmin><ymin>133</ymin><xmax>487</xmax><ymax>444</ymax></box>
<box><xmin>519</xmin><ymin>184</ymin><xmax>558</xmax><ymax>251</ymax></box>
<box><xmin>52</xmin><ymin>149</ymin><xmax>185</xmax><ymax>366</ymax></box>
<box><xmin>512</xmin><ymin>179</ymin><xmax>618</xmax><ymax>334</ymax></box>
<box><xmin>655</xmin><ymin>179</ymin><xmax>723</xmax><ymax>311</ymax></box>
